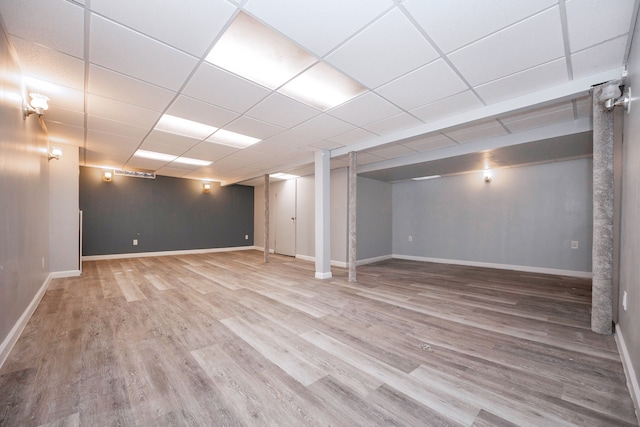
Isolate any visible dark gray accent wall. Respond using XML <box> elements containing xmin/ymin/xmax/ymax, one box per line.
<box><xmin>0</xmin><ymin>25</ymin><xmax>50</xmax><ymax>349</ymax></box>
<box><xmin>357</xmin><ymin>176</ymin><xmax>392</xmax><ymax>260</ymax></box>
<box><xmin>392</xmin><ymin>158</ymin><xmax>593</xmax><ymax>272</ymax></box>
<box><xmin>80</xmin><ymin>167</ymin><xmax>254</xmax><ymax>256</ymax></box>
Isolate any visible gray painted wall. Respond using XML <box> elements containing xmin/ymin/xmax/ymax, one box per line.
<box><xmin>0</xmin><ymin>26</ymin><xmax>51</xmax><ymax>348</ymax></box>
<box><xmin>618</xmin><ymin>8</ymin><xmax>640</xmax><ymax>402</ymax></box>
<box><xmin>80</xmin><ymin>166</ymin><xmax>253</xmax><ymax>256</ymax></box>
<box><xmin>357</xmin><ymin>176</ymin><xmax>392</xmax><ymax>261</ymax></box>
<box><xmin>392</xmin><ymin>159</ymin><xmax>593</xmax><ymax>273</ymax></box>
<box><xmin>49</xmin><ymin>143</ymin><xmax>80</xmax><ymax>272</ymax></box>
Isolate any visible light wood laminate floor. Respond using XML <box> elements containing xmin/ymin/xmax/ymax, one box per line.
<box><xmin>0</xmin><ymin>251</ymin><xmax>637</xmax><ymax>426</ymax></box>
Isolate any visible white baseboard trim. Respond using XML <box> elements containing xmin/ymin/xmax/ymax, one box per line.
<box><xmin>50</xmin><ymin>270</ymin><xmax>81</xmax><ymax>278</ymax></box>
<box><xmin>82</xmin><ymin>245</ymin><xmax>257</xmax><ymax>261</ymax></box>
<box><xmin>315</xmin><ymin>271</ymin><xmax>333</xmax><ymax>279</ymax></box>
<box><xmin>391</xmin><ymin>254</ymin><xmax>593</xmax><ymax>278</ymax></box>
<box><xmin>0</xmin><ymin>273</ymin><xmax>52</xmax><ymax>369</ymax></box>
<box><xmin>295</xmin><ymin>254</ymin><xmax>347</xmax><ymax>268</ymax></box>
<box><xmin>615</xmin><ymin>324</ymin><xmax>640</xmax><ymax>422</ymax></box>
<box><xmin>253</xmin><ymin>246</ymin><xmax>275</xmax><ymax>254</ymax></box>
<box><xmin>357</xmin><ymin>254</ymin><xmax>393</xmax><ymax>266</ymax></box>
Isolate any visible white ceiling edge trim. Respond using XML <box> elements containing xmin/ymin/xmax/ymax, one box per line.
<box><xmin>331</xmin><ymin>67</ymin><xmax>623</xmax><ymax>158</ymax></box>
<box><xmin>357</xmin><ymin>117</ymin><xmax>593</xmax><ymax>174</ymax></box>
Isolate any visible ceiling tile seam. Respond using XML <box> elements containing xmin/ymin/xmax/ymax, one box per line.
<box><xmin>441</xmin><ymin>4</ymin><xmax>561</xmax><ymax>56</ymax></box>
<box><xmin>82</xmin><ymin>1</ymin><xmax>91</xmax><ymax>166</ymax></box>
<box><xmin>557</xmin><ymin>0</ymin><xmax>574</xmax><ymax>82</ymax></box>
<box><xmin>495</xmin><ymin>118</ymin><xmax>513</xmax><ymax>136</ymax></box>
<box><xmin>394</xmin><ymin>2</ymin><xmax>486</xmax><ymax>108</ymax></box>
<box><xmin>472</xmin><ymin>56</ymin><xmax>567</xmax><ymax>92</ymax></box>
<box><xmin>623</xmin><ymin>0</ymin><xmax>640</xmax><ymax>65</ymax></box>
<box><xmin>570</xmin><ymin>34</ymin><xmax>632</xmax><ymax>56</ymax></box>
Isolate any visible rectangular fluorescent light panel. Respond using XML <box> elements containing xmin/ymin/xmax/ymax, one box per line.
<box><xmin>412</xmin><ymin>175</ymin><xmax>441</xmax><ymax>181</ymax></box>
<box><xmin>207</xmin><ymin>129</ymin><xmax>261</xmax><ymax>149</ymax></box>
<box><xmin>279</xmin><ymin>62</ymin><xmax>367</xmax><ymax>111</ymax></box>
<box><xmin>270</xmin><ymin>173</ymin><xmax>299</xmax><ymax>180</ymax></box>
<box><xmin>155</xmin><ymin>114</ymin><xmax>217</xmax><ymax>140</ymax></box>
<box><xmin>134</xmin><ymin>150</ymin><xmax>211</xmax><ymax>167</ymax></box>
<box><xmin>206</xmin><ymin>12</ymin><xmax>316</xmax><ymax>90</ymax></box>
<box><xmin>206</xmin><ymin>12</ymin><xmax>366</xmax><ymax>111</ymax></box>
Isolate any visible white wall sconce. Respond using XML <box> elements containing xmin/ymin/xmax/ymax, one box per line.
<box><xmin>48</xmin><ymin>147</ymin><xmax>62</xmax><ymax>161</ymax></box>
<box><xmin>24</xmin><ymin>92</ymin><xmax>49</xmax><ymax>119</ymax></box>
<box><xmin>103</xmin><ymin>171</ymin><xmax>113</xmax><ymax>182</ymax></box>
<box><xmin>601</xmin><ymin>83</ymin><xmax>631</xmax><ymax>113</ymax></box>
<box><xmin>483</xmin><ymin>169</ymin><xmax>493</xmax><ymax>183</ymax></box>
<box><xmin>203</xmin><ymin>183</ymin><xmax>212</xmax><ymax>193</ymax></box>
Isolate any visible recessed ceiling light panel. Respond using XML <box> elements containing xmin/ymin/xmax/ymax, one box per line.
<box><xmin>207</xmin><ymin>129</ymin><xmax>261</xmax><ymax>149</ymax></box>
<box><xmin>155</xmin><ymin>114</ymin><xmax>217</xmax><ymax>140</ymax></box>
<box><xmin>206</xmin><ymin>12</ymin><xmax>316</xmax><ymax>90</ymax></box>
<box><xmin>134</xmin><ymin>149</ymin><xmax>177</xmax><ymax>162</ymax></box>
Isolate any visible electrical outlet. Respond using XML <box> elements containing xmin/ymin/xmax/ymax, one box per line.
<box><xmin>245</xmin><ymin>235</ymin><xmax>249</xmax><ymax>240</ymax></box>
<box><xmin>408</xmin><ymin>235</ymin><xmax>413</xmax><ymax>242</ymax></box>
<box><xmin>571</xmin><ymin>241</ymin><xmax>578</xmax><ymax>249</ymax></box>
<box><xmin>133</xmin><ymin>239</ymin><xmax>138</xmax><ymax>246</ymax></box>
<box><xmin>623</xmin><ymin>291</ymin><xmax>628</xmax><ymax>311</ymax></box>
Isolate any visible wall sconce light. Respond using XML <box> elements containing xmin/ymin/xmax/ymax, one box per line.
<box><xmin>601</xmin><ymin>83</ymin><xmax>631</xmax><ymax>114</ymax></box>
<box><xmin>48</xmin><ymin>147</ymin><xmax>62</xmax><ymax>161</ymax></box>
<box><xmin>483</xmin><ymin>169</ymin><xmax>492</xmax><ymax>183</ymax></box>
<box><xmin>103</xmin><ymin>171</ymin><xmax>113</xmax><ymax>182</ymax></box>
<box><xmin>202</xmin><ymin>183</ymin><xmax>211</xmax><ymax>193</ymax></box>
<box><xmin>24</xmin><ymin>92</ymin><xmax>49</xmax><ymax>119</ymax></box>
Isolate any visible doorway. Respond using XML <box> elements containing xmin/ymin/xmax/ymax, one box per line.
<box><xmin>273</xmin><ymin>179</ymin><xmax>296</xmax><ymax>257</ymax></box>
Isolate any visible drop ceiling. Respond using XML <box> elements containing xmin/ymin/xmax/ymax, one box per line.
<box><xmin>0</xmin><ymin>0</ymin><xmax>636</xmax><ymax>185</ymax></box>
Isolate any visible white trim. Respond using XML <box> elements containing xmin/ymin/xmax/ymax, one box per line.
<box><xmin>356</xmin><ymin>254</ymin><xmax>393</xmax><ymax>266</ymax></box>
<box><xmin>82</xmin><ymin>246</ymin><xmax>257</xmax><ymax>261</ymax></box>
<box><xmin>295</xmin><ymin>254</ymin><xmax>347</xmax><ymax>268</ymax></box>
<box><xmin>315</xmin><ymin>271</ymin><xmax>333</xmax><ymax>279</ymax></box>
<box><xmin>0</xmin><ymin>274</ymin><xmax>52</xmax><ymax>369</ymax></box>
<box><xmin>391</xmin><ymin>254</ymin><xmax>593</xmax><ymax>278</ymax></box>
<box><xmin>615</xmin><ymin>324</ymin><xmax>640</xmax><ymax>422</ymax></box>
<box><xmin>51</xmin><ymin>270</ymin><xmax>81</xmax><ymax>278</ymax></box>
<box><xmin>254</xmin><ymin>246</ymin><xmax>275</xmax><ymax>254</ymax></box>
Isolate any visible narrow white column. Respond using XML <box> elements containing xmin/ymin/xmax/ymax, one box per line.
<box><xmin>264</xmin><ymin>174</ymin><xmax>270</xmax><ymax>264</ymax></box>
<box><xmin>315</xmin><ymin>150</ymin><xmax>332</xmax><ymax>279</ymax></box>
<box><xmin>348</xmin><ymin>151</ymin><xmax>357</xmax><ymax>282</ymax></box>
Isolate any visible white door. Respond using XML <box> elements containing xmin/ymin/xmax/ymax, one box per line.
<box><xmin>274</xmin><ymin>179</ymin><xmax>296</xmax><ymax>256</ymax></box>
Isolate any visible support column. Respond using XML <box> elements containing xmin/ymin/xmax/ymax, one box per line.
<box><xmin>591</xmin><ymin>82</ymin><xmax>617</xmax><ymax>335</ymax></box>
<box><xmin>348</xmin><ymin>151</ymin><xmax>357</xmax><ymax>282</ymax></box>
<box><xmin>264</xmin><ymin>174</ymin><xmax>270</xmax><ymax>264</ymax></box>
<box><xmin>315</xmin><ymin>150</ymin><xmax>331</xmax><ymax>279</ymax></box>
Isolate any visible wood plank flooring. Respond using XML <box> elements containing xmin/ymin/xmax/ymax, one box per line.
<box><xmin>0</xmin><ymin>251</ymin><xmax>637</xmax><ymax>426</ymax></box>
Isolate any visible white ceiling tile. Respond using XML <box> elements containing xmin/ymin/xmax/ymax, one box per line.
<box><xmin>443</xmin><ymin>120</ymin><xmax>508</xmax><ymax>143</ymax></box>
<box><xmin>363</xmin><ymin>112</ymin><xmax>424</xmax><ymax>135</ymax></box>
<box><xmin>365</xmin><ymin>144</ymin><xmax>416</xmax><ymax>159</ymax></box>
<box><xmin>183</xmin><ymin>63</ymin><xmax>271</xmax><ymax>113</ymax></box>
<box><xmin>45</xmin><ymin>121</ymin><xmax>85</xmax><ymax>146</ymax></box>
<box><xmin>45</xmin><ymin>106</ymin><xmax>84</xmax><ymax>129</ymax></box>
<box><xmin>400</xmin><ymin>133</ymin><xmax>457</xmax><ymax>152</ymax></box>
<box><xmin>246</xmin><ymin>93</ymin><xmax>320</xmax><ymax>129</ymax></box>
<box><xmin>224</xmin><ymin>117</ymin><xmax>285</xmax><ymax>140</ymax></box>
<box><xmin>0</xmin><ymin>0</ymin><xmax>84</xmax><ymax>57</ymax></box>
<box><xmin>86</xmin><ymin>129</ymin><xmax>140</xmax><ymax>155</ymax></box>
<box><xmin>87</xmin><ymin>93</ymin><xmax>161</xmax><ymax>128</ymax></box>
<box><xmin>243</xmin><ymin>142</ymin><xmax>294</xmax><ymax>156</ymax></box>
<box><xmin>292</xmin><ymin>114</ymin><xmax>355</xmax><ymax>140</ymax></box>
<box><xmin>87</xmin><ymin>116</ymin><xmax>150</xmax><ymax>140</ymax></box>
<box><xmin>328</xmin><ymin>92</ymin><xmax>402</xmax><ymax>127</ymax></box>
<box><xmin>244</xmin><ymin>0</ymin><xmax>394</xmax><ymax>56</ymax></box>
<box><xmin>405</xmin><ymin>0</ymin><xmax>557</xmax><ymax>53</ymax></box>
<box><xmin>83</xmin><ymin>151</ymin><xmax>128</xmax><ymax>169</ymax></box>
<box><xmin>326</xmin><ymin>9</ymin><xmax>439</xmax><ymax>88</ymax></box>
<box><xmin>309</xmin><ymin>140</ymin><xmax>345</xmax><ymax>150</ymax></box>
<box><xmin>167</xmin><ymin>95</ymin><xmax>239</xmax><ymax>129</ymax></box>
<box><xmin>10</xmin><ymin>37</ymin><xmax>84</xmax><ymax>91</ymax></box>
<box><xmin>263</xmin><ymin>129</ymin><xmax>322</xmax><ymax>149</ymax></box>
<box><xmin>47</xmin><ymin>86</ymin><xmax>85</xmax><ymax>112</ymax></box>
<box><xmin>566</xmin><ymin>0</ymin><xmax>635</xmax><ymax>52</ymax></box>
<box><xmin>571</xmin><ymin>36</ymin><xmax>627</xmax><ymax>79</ymax></box>
<box><xmin>376</xmin><ymin>59</ymin><xmax>468</xmax><ymax>110</ymax></box>
<box><xmin>447</xmin><ymin>7</ymin><xmax>565</xmax><ymax>86</ymax></box>
<box><xmin>228</xmin><ymin>150</ymin><xmax>277</xmax><ymax>163</ymax></box>
<box><xmin>182</xmin><ymin>141</ymin><xmax>239</xmax><ymax>162</ymax></box>
<box><xmin>88</xmin><ymin>65</ymin><xmax>176</xmax><ymax>112</ymax></box>
<box><xmin>91</xmin><ymin>0</ymin><xmax>236</xmax><ymax>56</ymax></box>
<box><xmin>90</xmin><ymin>14</ymin><xmax>199</xmax><ymax>91</ymax></box>
<box><xmin>500</xmin><ymin>102</ymin><xmax>576</xmax><ymax>133</ymax></box>
<box><xmin>411</xmin><ymin>91</ymin><xmax>484</xmax><ymax>123</ymax></box>
<box><xmin>474</xmin><ymin>59</ymin><xmax>568</xmax><ymax>104</ymax></box>
<box><xmin>353</xmin><ymin>152</ymin><xmax>385</xmax><ymax>165</ymax></box>
<box><xmin>328</xmin><ymin>128</ymin><xmax>377</xmax><ymax>145</ymax></box>
<box><xmin>143</xmin><ymin>130</ymin><xmax>203</xmax><ymax>152</ymax></box>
